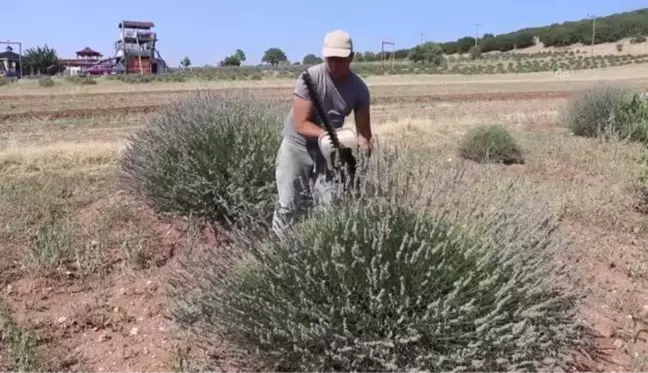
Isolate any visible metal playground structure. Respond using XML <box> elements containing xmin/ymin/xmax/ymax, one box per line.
<box><xmin>69</xmin><ymin>20</ymin><xmax>169</xmax><ymax>76</ymax></box>
<box><xmin>3</xmin><ymin>20</ymin><xmax>170</xmax><ymax>78</ymax></box>
<box><xmin>112</xmin><ymin>20</ymin><xmax>168</xmax><ymax>74</ymax></box>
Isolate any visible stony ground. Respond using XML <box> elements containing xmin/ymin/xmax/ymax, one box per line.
<box><xmin>1</xmin><ymin>66</ymin><xmax>648</xmax><ymax>371</ymax></box>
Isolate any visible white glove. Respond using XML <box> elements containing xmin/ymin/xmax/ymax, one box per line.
<box><xmin>318</xmin><ymin>127</ymin><xmax>357</xmax><ymax>171</ymax></box>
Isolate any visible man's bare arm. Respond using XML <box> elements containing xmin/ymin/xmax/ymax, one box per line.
<box><xmin>354</xmin><ymin>103</ymin><xmax>372</xmax><ymax>150</ymax></box>
<box><xmin>293</xmin><ymin>94</ymin><xmax>326</xmax><ymax>140</ymax></box>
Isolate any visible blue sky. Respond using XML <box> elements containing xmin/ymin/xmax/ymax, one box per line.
<box><xmin>2</xmin><ymin>0</ymin><xmax>646</xmax><ymax>66</ymax></box>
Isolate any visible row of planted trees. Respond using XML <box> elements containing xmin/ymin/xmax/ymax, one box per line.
<box><xmin>368</xmin><ymin>9</ymin><xmax>648</xmax><ymax>57</ymax></box>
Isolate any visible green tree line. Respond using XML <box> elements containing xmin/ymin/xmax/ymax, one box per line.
<box><xmin>20</xmin><ymin>45</ymin><xmax>64</xmax><ymax>75</ymax></box>
<box><xmin>355</xmin><ymin>7</ymin><xmax>648</xmax><ymax>59</ymax></box>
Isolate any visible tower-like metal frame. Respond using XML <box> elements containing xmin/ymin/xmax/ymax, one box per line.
<box><xmin>114</xmin><ymin>20</ymin><xmax>167</xmax><ymax>74</ymax></box>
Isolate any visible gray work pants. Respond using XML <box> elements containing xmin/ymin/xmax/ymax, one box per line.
<box><xmin>271</xmin><ymin>138</ymin><xmax>335</xmax><ymax>237</ymax></box>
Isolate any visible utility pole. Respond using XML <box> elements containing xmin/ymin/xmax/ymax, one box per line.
<box><xmin>587</xmin><ymin>14</ymin><xmax>596</xmax><ymax>56</ymax></box>
<box><xmin>474</xmin><ymin>23</ymin><xmax>482</xmax><ymax>47</ymax></box>
<box><xmin>381</xmin><ymin>41</ymin><xmax>395</xmax><ymax>70</ymax></box>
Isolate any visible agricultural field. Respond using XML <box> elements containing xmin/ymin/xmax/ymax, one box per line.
<box><xmin>1</xmin><ymin>60</ymin><xmax>648</xmax><ymax>372</ymax></box>
<box><xmin>4</xmin><ymin>42</ymin><xmax>648</xmax><ymax>89</ymax></box>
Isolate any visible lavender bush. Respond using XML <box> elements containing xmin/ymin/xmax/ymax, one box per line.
<box><xmin>458</xmin><ymin>124</ymin><xmax>524</xmax><ymax>164</ymax></box>
<box><xmin>169</xmin><ymin>145</ymin><xmax>589</xmax><ymax>372</ymax></box>
<box><xmin>561</xmin><ymin>83</ymin><xmax>635</xmax><ymax>138</ymax></box>
<box><xmin>119</xmin><ymin>90</ymin><xmax>285</xmax><ymax>230</ymax></box>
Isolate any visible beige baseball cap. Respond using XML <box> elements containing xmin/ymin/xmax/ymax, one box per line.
<box><xmin>322</xmin><ymin>30</ymin><xmax>353</xmax><ymax>58</ymax></box>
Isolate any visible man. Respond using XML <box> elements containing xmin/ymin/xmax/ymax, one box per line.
<box><xmin>271</xmin><ymin>29</ymin><xmax>372</xmax><ymax>236</ymax></box>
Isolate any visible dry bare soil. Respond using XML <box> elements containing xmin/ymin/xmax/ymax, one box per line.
<box><xmin>2</xmin><ymin>65</ymin><xmax>648</xmax><ymax>372</ymax></box>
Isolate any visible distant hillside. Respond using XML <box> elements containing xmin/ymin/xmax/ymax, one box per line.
<box><xmin>354</xmin><ymin>7</ymin><xmax>648</xmax><ymax>61</ymax></box>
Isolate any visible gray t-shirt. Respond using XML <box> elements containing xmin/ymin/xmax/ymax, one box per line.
<box><xmin>282</xmin><ymin>63</ymin><xmax>370</xmax><ymax>149</ymax></box>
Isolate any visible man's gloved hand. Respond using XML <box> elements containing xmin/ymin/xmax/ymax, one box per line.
<box><xmin>318</xmin><ymin>127</ymin><xmax>357</xmax><ymax>172</ymax></box>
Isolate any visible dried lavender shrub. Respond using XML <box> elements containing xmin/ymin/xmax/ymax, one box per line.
<box><xmin>561</xmin><ymin>82</ymin><xmax>635</xmax><ymax>138</ymax></box>
<box><xmin>119</xmin><ymin>89</ymin><xmax>285</xmax><ymax>231</ymax></box>
<box><xmin>458</xmin><ymin>124</ymin><xmax>524</xmax><ymax>164</ymax></box>
<box><xmin>169</xmin><ymin>138</ymin><xmax>589</xmax><ymax>372</ymax></box>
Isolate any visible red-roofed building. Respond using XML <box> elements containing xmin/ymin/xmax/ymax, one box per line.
<box><xmin>60</xmin><ymin>46</ymin><xmax>104</xmax><ymax>75</ymax></box>
<box><xmin>75</xmin><ymin>47</ymin><xmax>103</xmax><ymax>59</ymax></box>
